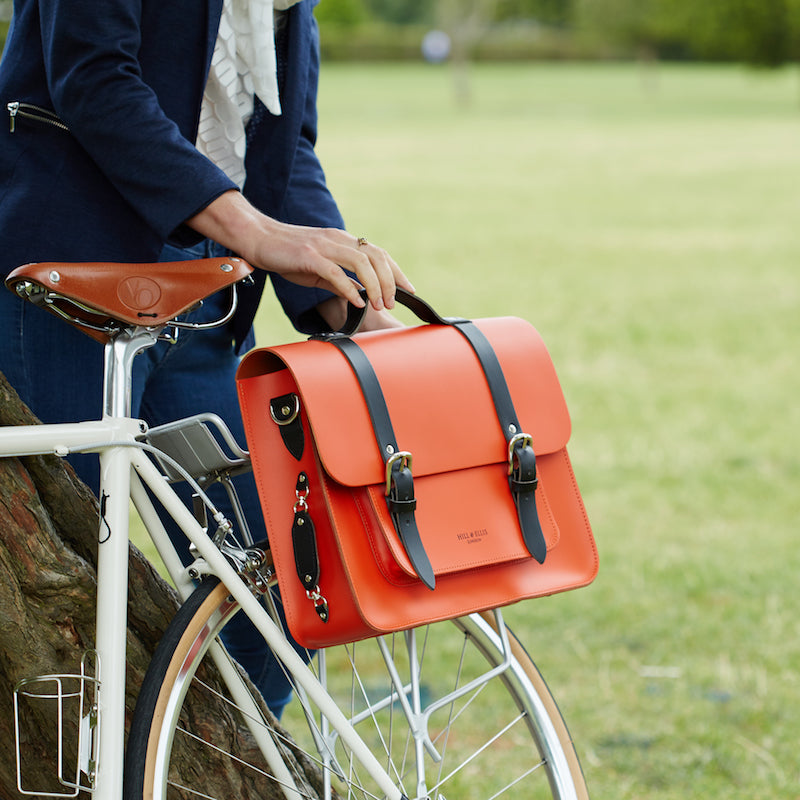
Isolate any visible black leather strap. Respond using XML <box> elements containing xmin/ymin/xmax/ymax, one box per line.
<box><xmin>451</xmin><ymin>322</ymin><xmax>518</xmax><ymax>438</ymax></box>
<box><xmin>451</xmin><ymin>320</ymin><xmax>546</xmax><ymax>564</ymax></box>
<box><xmin>292</xmin><ymin>508</ymin><xmax>319</xmax><ymax>588</ymax></box>
<box><xmin>292</xmin><ymin>472</ymin><xmax>319</xmax><ymax>590</ymax></box>
<box><xmin>328</xmin><ymin>336</ymin><xmax>436</xmax><ymax>590</ymax></box>
<box><xmin>291</xmin><ymin>472</ymin><xmax>330</xmax><ymax>622</ymax></box>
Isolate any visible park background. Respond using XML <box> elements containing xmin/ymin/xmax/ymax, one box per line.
<box><xmin>2</xmin><ymin>2</ymin><xmax>799</xmax><ymax>798</ymax></box>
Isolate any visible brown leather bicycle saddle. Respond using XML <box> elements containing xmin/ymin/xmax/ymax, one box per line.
<box><xmin>5</xmin><ymin>257</ymin><xmax>254</xmax><ymax>343</ymax></box>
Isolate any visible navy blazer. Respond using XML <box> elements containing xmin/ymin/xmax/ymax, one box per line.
<box><xmin>0</xmin><ymin>0</ymin><xmax>344</xmax><ymax>339</ymax></box>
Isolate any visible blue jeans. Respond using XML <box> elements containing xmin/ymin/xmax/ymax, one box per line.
<box><xmin>0</xmin><ymin>240</ymin><xmax>305</xmax><ymax>716</ymax></box>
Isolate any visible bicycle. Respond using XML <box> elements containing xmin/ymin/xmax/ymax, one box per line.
<box><xmin>3</xmin><ymin>256</ymin><xmax>589</xmax><ymax>800</ymax></box>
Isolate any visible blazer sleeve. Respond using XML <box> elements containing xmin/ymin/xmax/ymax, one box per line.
<box><xmin>267</xmin><ymin>6</ymin><xmax>350</xmax><ymax>334</ymax></box>
<box><xmin>37</xmin><ymin>0</ymin><xmax>236</xmax><ymax>242</ymax></box>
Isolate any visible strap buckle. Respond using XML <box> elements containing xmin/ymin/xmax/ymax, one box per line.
<box><xmin>385</xmin><ymin>450</ymin><xmax>413</xmax><ymax>496</ymax></box>
<box><xmin>507</xmin><ymin>432</ymin><xmax>534</xmax><ymax>475</ymax></box>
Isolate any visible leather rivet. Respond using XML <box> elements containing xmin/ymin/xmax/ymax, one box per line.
<box><xmin>49</xmin><ymin>270</ymin><xmax>61</xmax><ymax>283</ymax></box>
<box><xmin>220</xmin><ymin>263</ymin><xmax>234</xmax><ymax>273</ymax></box>
<box><xmin>297</xmin><ymin>517</ymin><xmax>304</xmax><ymax>526</ymax></box>
<box><xmin>281</xmin><ymin>405</ymin><xmax>291</xmax><ymax>416</ymax></box>
<box><xmin>508</xmin><ymin>424</ymin><xmax>517</xmax><ymax>435</ymax></box>
<box><xmin>386</xmin><ymin>445</ymin><xmax>395</xmax><ymax>455</ymax></box>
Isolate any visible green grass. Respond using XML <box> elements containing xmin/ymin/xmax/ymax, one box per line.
<box><xmin>251</xmin><ymin>62</ymin><xmax>800</xmax><ymax>799</ymax></box>
<box><xmin>125</xmin><ymin>62</ymin><xmax>799</xmax><ymax>798</ymax></box>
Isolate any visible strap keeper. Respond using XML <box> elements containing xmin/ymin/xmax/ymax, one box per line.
<box><xmin>510</xmin><ymin>476</ymin><xmax>539</xmax><ymax>493</ymax></box>
<box><xmin>387</xmin><ymin>496</ymin><xmax>418</xmax><ymax>514</ymax></box>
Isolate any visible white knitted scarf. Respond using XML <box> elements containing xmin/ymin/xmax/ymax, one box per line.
<box><xmin>197</xmin><ymin>0</ymin><xmax>302</xmax><ymax>188</ymax></box>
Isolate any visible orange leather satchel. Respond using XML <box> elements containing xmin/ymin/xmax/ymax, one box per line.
<box><xmin>237</xmin><ymin>291</ymin><xmax>597</xmax><ymax>648</ymax></box>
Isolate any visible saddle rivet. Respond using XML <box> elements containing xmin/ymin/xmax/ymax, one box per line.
<box><xmin>220</xmin><ymin>263</ymin><xmax>234</xmax><ymax>273</ymax></box>
<box><xmin>386</xmin><ymin>445</ymin><xmax>395</xmax><ymax>455</ymax></box>
<box><xmin>508</xmin><ymin>424</ymin><xmax>517</xmax><ymax>435</ymax></box>
<box><xmin>49</xmin><ymin>270</ymin><xmax>61</xmax><ymax>283</ymax></box>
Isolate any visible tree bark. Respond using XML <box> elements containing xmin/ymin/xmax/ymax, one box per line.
<box><xmin>0</xmin><ymin>371</ymin><xmax>324</xmax><ymax>799</ymax></box>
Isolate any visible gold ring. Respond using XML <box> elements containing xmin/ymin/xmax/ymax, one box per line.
<box><xmin>357</xmin><ymin>237</ymin><xmax>368</xmax><ymax>247</ymax></box>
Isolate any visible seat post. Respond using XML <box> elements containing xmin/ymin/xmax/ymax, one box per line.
<box><xmin>102</xmin><ymin>328</ymin><xmax>161</xmax><ymax>419</ymax></box>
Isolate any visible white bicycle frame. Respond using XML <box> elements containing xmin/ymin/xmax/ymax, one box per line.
<box><xmin>2</xmin><ymin>323</ymin><xmax>405</xmax><ymax>800</ymax></box>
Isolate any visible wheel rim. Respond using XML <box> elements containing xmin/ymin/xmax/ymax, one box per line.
<box><xmin>132</xmin><ymin>581</ymin><xmax>587</xmax><ymax>800</ymax></box>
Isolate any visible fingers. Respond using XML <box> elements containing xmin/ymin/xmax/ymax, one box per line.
<box><xmin>242</xmin><ymin>217</ymin><xmax>414</xmax><ymax>311</ymax></box>
<box><xmin>304</xmin><ymin>230</ymin><xmax>414</xmax><ymax>312</ymax></box>
<box><xmin>347</xmin><ymin>237</ymin><xmax>400</xmax><ymax>311</ymax></box>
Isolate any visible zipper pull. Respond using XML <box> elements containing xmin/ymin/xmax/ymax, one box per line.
<box><xmin>7</xmin><ymin>101</ymin><xmax>19</xmax><ymax>133</ymax></box>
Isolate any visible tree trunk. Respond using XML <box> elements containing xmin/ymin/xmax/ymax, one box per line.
<box><xmin>0</xmin><ymin>371</ymin><xmax>324</xmax><ymax>799</ymax></box>
<box><xmin>437</xmin><ymin>0</ymin><xmax>500</xmax><ymax>107</ymax></box>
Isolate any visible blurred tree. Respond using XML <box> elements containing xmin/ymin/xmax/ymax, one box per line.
<box><xmin>315</xmin><ymin>0</ymin><xmax>369</xmax><ymax>26</ymax></box>
<box><xmin>0</xmin><ymin>0</ymin><xmax>12</xmax><ymax>53</ymax></box>
<box><xmin>573</xmin><ymin>0</ymin><xmax>799</xmax><ymax>66</ymax></box>
<box><xmin>363</xmin><ymin>0</ymin><xmax>433</xmax><ymax>24</ymax></box>
<box><xmin>494</xmin><ymin>0</ymin><xmax>572</xmax><ymax>26</ymax></box>
<box><xmin>789</xmin><ymin>0</ymin><xmax>800</xmax><ymax>58</ymax></box>
<box><xmin>684</xmin><ymin>0</ymin><xmax>790</xmax><ymax>65</ymax></box>
<box><xmin>573</xmin><ymin>0</ymin><xmax>690</xmax><ymax>60</ymax></box>
<box><xmin>436</xmin><ymin>0</ymin><xmax>501</xmax><ymax>103</ymax></box>
<box><xmin>365</xmin><ymin>0</ymin><xmax>572</xmax><ymax>26</ymax></box>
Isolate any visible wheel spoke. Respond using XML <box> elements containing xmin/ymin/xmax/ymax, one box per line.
<box><xmin>125</xmin><ymin>579</ymin><xmax>588</xmax><ymax>800</ymax></box>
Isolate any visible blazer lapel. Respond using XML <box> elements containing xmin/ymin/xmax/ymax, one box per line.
<box><xmin>205</xmin><ymin>0</ymin><xmax>225</xmax><ymax>78</ymax></box>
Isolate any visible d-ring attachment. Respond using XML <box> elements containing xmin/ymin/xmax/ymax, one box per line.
<box><xmin>270</xmin><ymin>393</ymin><xmax>300</xmax><ymax>426</ymax></box>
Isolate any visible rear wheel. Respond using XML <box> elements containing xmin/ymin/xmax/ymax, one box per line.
<box><xmin>125</xmin><ymin>578</ymin><xmax>588</xmax><ymax>800</ymax></box>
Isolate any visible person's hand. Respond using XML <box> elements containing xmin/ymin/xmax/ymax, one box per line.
<box><xmin>315</xmin><ymin>296</ymin><xmax>406</xmax><ymax>333</ymax></box>
<box><xmin>187</xmin><ymin>190</ymin><xmax>414</xmax><ymax>312</ymax></box>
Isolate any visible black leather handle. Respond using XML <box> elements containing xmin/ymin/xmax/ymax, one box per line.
<box><xmin>335</xmin><ymin>287</ymin><xmax>462</xmax><ymax>336</ymax></box>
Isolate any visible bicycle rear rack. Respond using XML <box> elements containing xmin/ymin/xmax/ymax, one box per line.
<box><xmin>141</xmin><ymin>412</ymin><xmax>254</xmax><ymax>545</ymax></box>
<box><xmin>13</xmin><ymin>651</ymin><xmax>100</xmax><ymax>797</ymax></box>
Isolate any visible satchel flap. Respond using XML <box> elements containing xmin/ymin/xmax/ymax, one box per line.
<box><xmin>237</xmin><ymin>316</ymin><xmax>570</xmax><ymax>488</ymax></box>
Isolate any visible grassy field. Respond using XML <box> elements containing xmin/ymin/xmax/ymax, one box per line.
<box><xmin>250</xmin><ymin>62</ymin><xmax>800</xmax><ymax>799</ymax></box>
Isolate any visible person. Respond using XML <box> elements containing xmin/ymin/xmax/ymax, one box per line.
<box><xmin>0</xmin><ymin>0</ymin><xmax>413</xmax><ymax>715</ymax></box>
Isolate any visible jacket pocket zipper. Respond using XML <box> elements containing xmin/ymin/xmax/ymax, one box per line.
<box><xmin>7</xmin><ymin>101</ymin><xmax>70</xmax><ymax>133</ymax></box>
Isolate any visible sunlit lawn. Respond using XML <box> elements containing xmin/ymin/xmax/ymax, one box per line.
<box><xmin>252</xmin><ymin>61</ymin><xmax>800</xmax><ymax>799</ymax></box>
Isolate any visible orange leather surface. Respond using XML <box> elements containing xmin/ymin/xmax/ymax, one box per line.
<box><xmin>237</xmin><ymin>316</ymin><xmax>597</xmax><ymax>648</ymax></box>
<box><xmin>238</xmin><ymin>317</ymin><xmax>571</xmax><ymax>486</ymax></box>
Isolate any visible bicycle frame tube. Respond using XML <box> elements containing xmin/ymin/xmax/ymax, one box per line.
<box><xmin>0</xmin><ymin>419</ymin><xmax>140</xmax><ymax>458</ymax></box>
<box><xmin>0</xmin><ymin>418</ymin><xmax>139</xmax><ymax>800</ymax></box>
<box><xmin>94</xmin><ymin>444</ymin><xmax>133</xmax><ymax>800</ymax></box>
<box><xmin>131</xmin><ymin>451</ymin><xmax>407</xmax><ymax>800</ymax></box>
<box><xmin>0</xmin><ymin>419</ymin><xmax>405</xmax><ymax>800</ymax></box>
